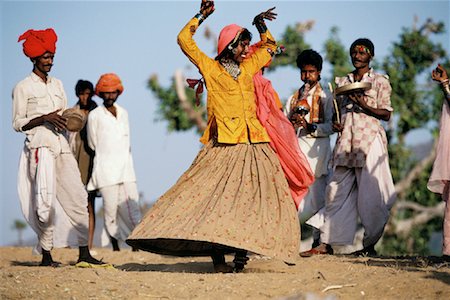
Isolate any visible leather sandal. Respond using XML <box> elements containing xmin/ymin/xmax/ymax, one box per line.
<box><xmin>299</xmin><ymin>244</ymin><xmax>333</xmax><ymax>257</ymax></box>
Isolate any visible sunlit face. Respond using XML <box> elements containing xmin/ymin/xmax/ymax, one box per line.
<box><xmin>77</xmin><ymin>88</ymin><xmax>93</xmax><ymax>106</ymax></box>
<box><xmin>100</xmin><ymin>91</ymin><xmax>119</xmax><ymax>108</ymax></box>
<box><xmin>351</xmin><ymin>46</ymin><xmax>371</xmax><ymax>69</ymax></box>
<box><xmin>232</xmin><ymin>39</ymin><xmax>250</xmax><ymax>63</ymax></box>
<box><xmin>300</xmin><ymin>64</ymin><xmax>321</xmax><ymax>87</ymax></box>
<box><xmin>33</xmin><ymin>52</ymin><xmax>54</xmax><ymax>74</ymax></box>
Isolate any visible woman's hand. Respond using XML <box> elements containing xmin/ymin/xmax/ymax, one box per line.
<box><xmin>432</xmin><ymin>64</ymin><xmax>449</xmax><ymax>83</ymax></box>
<box><xmin>253</xmin><ymin>7</ymin><xmax>277</xmax><ymax>24</ymax></box>
<box><xmin>252</xmin><ymin>7</ymin><xmax>277</xmax><ymax>33</ymax></box>
<box><xmin>200</xmin><ymin>0</ymin><xmax>215</xmax><ymax>18</ymax></box>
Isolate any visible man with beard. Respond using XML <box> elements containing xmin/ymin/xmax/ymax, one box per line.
<box><xmin>87</xmin><ymin>73</ymin><xmax>142</xmax><ymax>251</ymax></box>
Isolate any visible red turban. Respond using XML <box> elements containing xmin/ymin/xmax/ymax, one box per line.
<box><xmin>95</xmin><ymin>73</ymin><xmax>124</xmax><ymax>96</ymax></box>
<box><xmin>18</xmin><ymin>28</ymin><xmax>57</xmax><ymax>58</ymax></box>
<box><xmin>216</xmin><ymin>24</ymin><xmax>243</xmax><ymax>58</ymax></box>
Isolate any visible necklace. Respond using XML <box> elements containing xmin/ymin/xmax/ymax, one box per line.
<box><xmin>220</xmin><ymin>58</ymin><xmax>241</xmax><ymax>80</ymax></box>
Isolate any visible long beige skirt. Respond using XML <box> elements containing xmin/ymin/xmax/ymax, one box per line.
<box><xmin>127</xmin><ymin>141</ymin><xmax>300</xmax><ymax>263</ymax></box>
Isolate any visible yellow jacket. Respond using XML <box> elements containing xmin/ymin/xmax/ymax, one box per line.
<box><xmin>177</xmin><ymin>17</ymin><xmax>277</xmax><ymax>145</ymax></box>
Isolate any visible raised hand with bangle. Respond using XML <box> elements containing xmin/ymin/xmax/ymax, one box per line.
<box><xmin>432</xmin><ymin>64</ymin><xmax>450</xmax><ymax>101</ymax></box>
<box><xmin>195</xmin><ymin>0</ymin><xmax>215</xmax><ymax>25</ymax></box>
<box><xmin>252</xmin><ymin>7</ymin><xmax>277</xmax><ymax>33</ymax></box>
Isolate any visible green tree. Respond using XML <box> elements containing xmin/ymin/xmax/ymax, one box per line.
<box><xmin>323</xmin><ymin>26</ymin><xmax>353</xmax><ymax>83</ymax></box>
<box><xmin>12</xmin><ymin>219</ymin><xmax>27</xmax><ymax>246</ymax></box>
<box><xmin>380</xmin><ymin>18</ymin><xmax>449</xmax><ymax>255</ymax></box>
<box><xmin>148</xmin><ymin>18</ymin><xmax>449</xmax><ymax>255</ymax></box>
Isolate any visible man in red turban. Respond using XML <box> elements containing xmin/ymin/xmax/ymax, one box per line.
<box><xmin>18</xmin><ymin>28</ymin><xmax>57</xmax><ymax>58</ymax></box>
<box><xmin>13</xmin><ymin>28</ymin><xmax>104</xmax><ymax>267</ymax></box>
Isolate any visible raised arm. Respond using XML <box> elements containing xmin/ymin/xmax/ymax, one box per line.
<box><xmin>177</xmin><ymin>0</ymin><xmax>215</xmax><ymax>70</ymax></box>
<box><xmin>243</xmin><ymin>7</ymin><xmax>278</xmax><ymax>73</ymax></box>
<box><xmin>432</xmin><ymin>64</ymin><xmax>450</xmax><ymax>103</ymax></box>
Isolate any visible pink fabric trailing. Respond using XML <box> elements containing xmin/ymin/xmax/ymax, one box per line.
<box><xmin>428</xmin><ymin>101</ymin><xmax>450</xmax><ymax>255</ymax></box>
<box><xmin>253</xmin><ymin>70</ymin><xmax>314</xmax><ymax>209</ymax></box>
<box><xmin>428</xmin><ymin>101</ymin><xmax>450</xmax><ymax>194</ymax></box>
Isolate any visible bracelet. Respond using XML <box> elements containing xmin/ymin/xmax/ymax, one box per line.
<box><xmin>254</xmin><ymin>20</ymin><xmax>267</xmax><ymax>33</ymax></box>
<box><xmin>194</xmin><ymin>13</ymin><xmax>205</xmax><ymax>25</ymax></box>
<box><xmin>442</xmin><ymin>80</ymin><xmax>450</xmax><ymax>98</ymax></box>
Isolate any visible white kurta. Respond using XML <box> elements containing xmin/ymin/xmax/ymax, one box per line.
<box><xmin>285</xmin><ymin>84</ymin><xmax>334</xmax><ymax>228</ymax></box>
<box><xmin>86</xmin><ymin>104</ymin><xmax>141</xmax><ymax>243</ymax></box>
<box><xmin>13</xmin><ymin>73</ymin><xmax>89</xmax><ymax>252</ymax></box>
<box><xmin>87</xmin><ymin>104</ymin><xmax>137</xmax><ymax>190</ymax></box>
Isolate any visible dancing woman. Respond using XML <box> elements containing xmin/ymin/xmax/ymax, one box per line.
<box><xmin>127</xmin><ymin>0</ymin><xmax>312</xmax><ymax>272</ymax></box>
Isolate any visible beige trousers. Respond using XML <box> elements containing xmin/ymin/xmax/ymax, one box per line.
<box><xmin>100</xmin><ymin>182</ymin><xmax>141</xmax><ymax>242</ymax></box>
<box><xmin>18</xmin><ymin>147</ymin><xmax>89</xmax><ymax>251</ymax></box>
<box><xmin>321</xmin><ymin>134</ymin><xmax>396</xmax><ymax>247</ymax></box>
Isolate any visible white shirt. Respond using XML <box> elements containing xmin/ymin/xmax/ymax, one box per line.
<box><xmin>12</xmin><ymin>72</ymin><xmax>71</xmax><ymax>154</ymax></box>
<box><xmin>87</xmin><ymin>104</ymin><xmax>137</xmax><ymax>190</ymax></box>
<box><xmin>285</xmin><ymin>84</ymin><xmax>334</xmax><ymax>177</ymax></box>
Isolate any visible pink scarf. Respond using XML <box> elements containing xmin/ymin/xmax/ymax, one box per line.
<box><xmin>428</xmin><ymin>101</ymin><xmax>450</xmax><ymax>194</ymax></box>
<box><xmin>253</xmin><ymin>70</ymin><xmax>314</xmax><ymax>209</ymax></box>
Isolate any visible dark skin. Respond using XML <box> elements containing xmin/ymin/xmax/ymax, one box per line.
<box><xmin>98</xmin><ymin>90</ymin><xmax>123</xmax><ymax>251</ymax></box>
<box><xmin>21</xmin><ymin>51</ymin><xmax>67</xmax><ymax>132</ymax></box>
<box><xmin>20</xmin><ymin>52</ymin><xmax>103</xmax><ymax>266</ymax></box>
<box><xmin>432</xmin><ymin>64</ymin><xmax>450</xmax><ymax>104</ymax></box>
<box><xmin>333</xmin><ymin>46</ymin><xmax>391</xmax><ymax>132</ymax></box>
<box><xmin>291</xmin><ymin>64</ymin><xmax>321</xmax><ymax>132</ymax></box>
<box><xmin>99</xmin><ymin>91</ymin><xmax>119</xmax><ymax>117</ymax></box>
<box><xmin>76</xmin><ymin>88</ymin><xmax>97</xmax><ymax>249</ymax></box>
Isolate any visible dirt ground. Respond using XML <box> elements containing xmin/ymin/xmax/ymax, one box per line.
<box><xmin>0</xmin><ymin>247</ymin><xmax>449</xmax><ymax>300</ymax></box>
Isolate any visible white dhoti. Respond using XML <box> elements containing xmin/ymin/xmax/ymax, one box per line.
<box><xmin>297</xmin><ymin>135</ymin><xmax>331</xmax><ymax>242</ymax></box>
<box><xmin>100</xmin><ymin>182</ymin><xmax>141</xmax><ymax>244</ymax></box>
<box><xmin>18</xmin><ymin>147</ymin><xmax>89</xmax><ymax>252</ymax></box>
<box><xmin>321</xmin><ymin>134</ymin><xmax>396</xmax><ymax>247</ymax></box>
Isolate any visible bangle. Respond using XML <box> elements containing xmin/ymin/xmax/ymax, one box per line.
<box><xmin>442</xmin><ymin>80</ymin><xmax>450</xmax><ymax>98</ymax></box>
<box><xmin>194</xmin><ymin>13</ymin><xmax>205</xmax><ymax>25</ymax></box>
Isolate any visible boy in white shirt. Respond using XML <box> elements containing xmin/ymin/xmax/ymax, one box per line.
<box><xmin>284</xmin><ymin>49</ymin><xmax>334</xmax><ymax>252</ymax></box>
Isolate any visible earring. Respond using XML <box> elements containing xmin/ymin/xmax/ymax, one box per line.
<box><xmin>232</xmin><ymin>48</ymin><xmax>238</xmax><ymax>54</ymax></box>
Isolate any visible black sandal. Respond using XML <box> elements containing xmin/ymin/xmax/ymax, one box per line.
<box><xmin>233</xmin><ymin>250</ymin><xmax>249</xmax><ymax>273</ymax></box>
<box><xmin>211</xmin><ymin>247</ymin><xmax>233</xmax><ymax>273</ymax></box>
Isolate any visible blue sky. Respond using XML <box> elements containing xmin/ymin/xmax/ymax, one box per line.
<box><xmin>1</xmin><ymin>0</ymin><xmax>449</xmax><ymax>246</ymax></box>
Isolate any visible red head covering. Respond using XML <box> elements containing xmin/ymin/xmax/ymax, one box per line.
<box><xmin>18</xmin><ymin>28</ymin><xmax>57</xmax><ymax>58</ymax></box>
<box><xmin>95</xmin><ymin>73</ymin><xmax>124</xmax><ymax>96</ymax></box>
<box><xmin>216</xmin><ymin>24</ymin><xmax>243</xmax><ymax>58</ymax></box>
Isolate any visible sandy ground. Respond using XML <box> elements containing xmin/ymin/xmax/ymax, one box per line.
<box><xmin>0</xmin><ymin>247</ymin><xmax>449</xmax><ymax>300</ymax></box>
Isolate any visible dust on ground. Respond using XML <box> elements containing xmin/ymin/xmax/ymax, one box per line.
<box><xmin>0</xmin><ymin>247</ymin><xmax>449</xmax><ymax>299</ymax></box>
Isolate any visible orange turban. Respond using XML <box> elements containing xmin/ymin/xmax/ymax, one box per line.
<box><xmin>95</xmin><ymin>73</ymin><xmax>124</xmax><ymax>96</ymax></box>
<box><xmin>18</xmin><ymin>28</ymin><xmax>57</xmax><ymax>58</ymax></box>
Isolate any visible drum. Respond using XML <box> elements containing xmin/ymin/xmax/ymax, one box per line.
<box><xmin>62</xmin><ymin>108</ymin><xmax>86</xmax><ymax>132</ymax></box>
<box><xmin>335</xmin><ymin>82</ymin><xmax>372</xmax><ymax>95</ymax></box>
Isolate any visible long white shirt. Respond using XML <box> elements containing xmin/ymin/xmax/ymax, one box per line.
<box><xmin>284</xmin><ymin>84</ymin><xmax>334</xmax><ymax>177</ymax></box>
<box><xmin>12</xmin><ymin>72</ymin><xmax>71</xmax><ymax>153</ymax></box>
<box><xmin>87</xmin><ymin>104</ymin><xmax>136</xmax><ymax>190</ymax></box>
